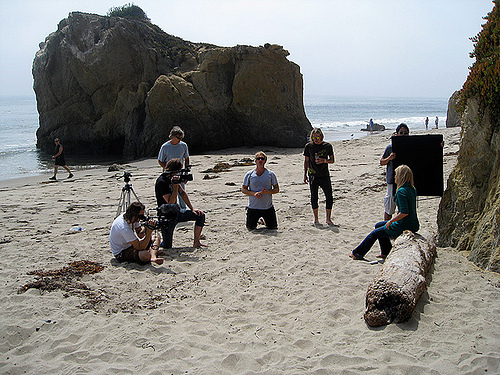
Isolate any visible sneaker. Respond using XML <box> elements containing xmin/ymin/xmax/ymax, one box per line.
<box><xmin>49</xmin><ymin>176</ymin><xmax>56</xmax><ymax>180</ymax></box>
<box><xmin>68</xmin><ymin>173</ymin><xmax>74</xmax><ymax>178</ymax></box>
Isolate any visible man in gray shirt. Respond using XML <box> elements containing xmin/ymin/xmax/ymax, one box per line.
<box><xmin>241</xmin><ymin>151</ymin><xmax>280</xmax><ymax>229</ymax></box>
<box><xmin>158</xmin><ymin>126</ymin><xmax>190</xmax><ymax>210</ymax></box>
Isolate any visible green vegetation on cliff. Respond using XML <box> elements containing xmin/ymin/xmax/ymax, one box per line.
<box><xmin>460</xmin><ymin>0</ymin><xmax>500</xmax><ymax>121</ymax></box>
<box><xmin>107</xmin><ymin>3</ymin><xmax>150</xmax><ymax>22</ymax></box>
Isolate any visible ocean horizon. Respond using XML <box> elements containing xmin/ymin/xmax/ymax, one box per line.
<box><xmin>0</xmin><ymin>94</ymin><xmax>448</xmax><ymax>182</ymax></box>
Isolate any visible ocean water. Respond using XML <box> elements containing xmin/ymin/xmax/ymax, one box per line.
<box><xmin>0</xmin><ymin>95</ymin><xmax>448</xmax><ymax>182</ymax></box>
<box><xmin>304</xmin><ymin>95</ymin><xmax>448</xmax><ymax>141</ymax></box>
<box><xmin>0</xmin><ymin>96</ymin><xmax>51</xmax><ymax>181</ymax></box>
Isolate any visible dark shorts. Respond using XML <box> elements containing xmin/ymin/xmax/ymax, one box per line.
<box><xmin>246</xmin><ymin>206</ymin><xmax>278</xmax><ymax>229</ymax></box>
<box><xmin>114</xmin><ymin>240</ymin><xmax>152</xmax><ymax>265</ymax></box>
<box><xmin>55</xmin><ymin>156</ymin><xmax>66</xmax><ymax>166</ymax></box>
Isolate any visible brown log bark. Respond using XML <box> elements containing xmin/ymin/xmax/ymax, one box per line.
<box><xmin>364</xmin><ymin>230</ymin><xmax>437</xmax><ymax>327</ymax></box>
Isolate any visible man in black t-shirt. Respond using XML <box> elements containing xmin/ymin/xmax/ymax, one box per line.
<box><xmin>380</xmin><ymin>123</ymin><xmax>409</xmax><ymax>220</ymax></box>
<box><xmin>155</xmin><ymin>159</ymin><xmax>206</xmax><ymax>249</ymax></box>
<box><xmin>303</xmin><ymin>128</ymin><xmax>335</xmax><ymax>225</ymax></box>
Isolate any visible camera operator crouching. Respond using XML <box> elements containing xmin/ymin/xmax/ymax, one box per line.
<box><xmin>155</xmin><ymin>158</ymin><xmax>207</xmax><ymax>249</ymax></box>
<box><xmin>109</xmin><ymin>202</ymin><xmax>164</xmax><ymax>265</ymax></box>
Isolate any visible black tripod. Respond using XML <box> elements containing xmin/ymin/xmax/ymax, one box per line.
<box><xmin>116</xmin><ymin>174</ymin><xmax>141</xmax><ymax>217</ymax></box>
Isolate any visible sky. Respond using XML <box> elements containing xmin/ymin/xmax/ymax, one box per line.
<box><xmin>0</xmin><ymin>0</ymin><xmax>495</xmax><ymax>99</ymax></box>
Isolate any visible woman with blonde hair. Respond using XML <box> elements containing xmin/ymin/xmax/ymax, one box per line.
<box><xmin>303</xmin><ymin>128</ymin><xmax>335</xmax><ymax>225</ymax></box>
<box><xmin>350</xmin><ymin>164</ymin><xmax>419</xmax><ymax>260</ymax></box>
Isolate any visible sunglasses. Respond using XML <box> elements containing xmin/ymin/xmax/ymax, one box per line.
<box><xmin>255</xmin><ymin>157</ymin><xmax>266</xmax><ymax>161</ymax></box>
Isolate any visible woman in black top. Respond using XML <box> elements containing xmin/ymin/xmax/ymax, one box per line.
<box><xmin>303</xmin><ymin>128</ymin><xmax>335</xmax><ymax>225</ymax></box>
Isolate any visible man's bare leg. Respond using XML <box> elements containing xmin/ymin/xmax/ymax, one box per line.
<box><xmin>193</xmin><ymin>226</ymin><xmax>207</xmax><ymax>247</ymax></box>
<box><xmin>140</xmin><ymin>235</ymin><xmax>164</xmax><ymax>265</ymax></box>
<box><xmin>51</xmin><ymin>165</ymin><xmax>59</xmax><ymax>179</ymax></box>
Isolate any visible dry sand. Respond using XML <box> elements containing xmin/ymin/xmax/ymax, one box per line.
<box><xmin>1</xmin><ymin>127</ymin><xmax>499</xmax><ymax>374</ymax></box>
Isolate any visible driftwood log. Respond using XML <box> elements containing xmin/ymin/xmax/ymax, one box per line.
<box><xmin>364</xmin><ymin>230</ymin><xmax>437</xmax><ymax>327</ymax></box>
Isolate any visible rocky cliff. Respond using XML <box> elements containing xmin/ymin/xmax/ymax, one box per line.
<box><xmin>33</xmin><ymin>12</ymin><xmax>311</xmax><ymax>157</ymax></box>
<box><xmin>445</xmin><ymin>90</ymin><xmax>461</xmax><ymax>128</ymax></box>
<box><xmin>437</xmin><ymin>99</ymin><xmax>500</xmax><ymax>272</ymax></box>
<box><xmin>437</xmin><ymin>2</ymin><xmax>500</xmax><ymax>273</ymax></box>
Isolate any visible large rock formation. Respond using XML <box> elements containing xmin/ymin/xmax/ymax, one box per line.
<box><xmin>445</xmin><ymin>90</ymin><xmax>461</xmax><ymax>128</ymax></box>
<box><xmin>33</xmin><ymin>12</ymin><xmax>311</xmax><ymax>157</ymax></box>
<box><xmin>437</xmin><ymin>98</ymin><xmax>500</xmax><ymax>272</ymax></box>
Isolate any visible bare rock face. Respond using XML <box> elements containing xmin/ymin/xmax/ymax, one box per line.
<box><xmin>437</xmin><ymin>98</ymin><xmax>500</xmax><ymax>272</ymax></box>
<box><xmin>446</xmin><ymin>90</ymin><xmax>461</xmax><ymax>128</ymax></box>
<box><xmin>33</xmin><ymin>12</ymin><xmax>311</xmax><ymax>157</ymax></box>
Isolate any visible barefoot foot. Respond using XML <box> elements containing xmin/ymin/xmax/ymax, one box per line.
<box><xmin>151</xmin><ymin>257</ymin><xmax>164</xmax><ymax>265</ymax></box>
<box><xmin>349</xmin><ymin>252</ymin><xmax>362</xmax><ymax>260</ymax></box>
<box><xmin>193</xmin><ymin>241</ymin><xmax>208</xmax><ymax>248</ymax></box>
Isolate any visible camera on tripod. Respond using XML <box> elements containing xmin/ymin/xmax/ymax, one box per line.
<box><xmin>122</xmin><ymin>171</ymin><xmax>132</xmax><ymax>183</ymax></box>
<box><xmin>116</xmin><ymin>171</ymin><xmax>140</xmax><ymax>217</ymax></box>
<box><xmin>164</xmin><ymin>165</ymin><xmax>193</xmax><ymax>184</ymax></box>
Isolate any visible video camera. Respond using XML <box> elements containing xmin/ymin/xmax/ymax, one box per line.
<box><xmin>122</xmin><ymin>171</ymin><xmax>132</xmax><ymax>183</ymax></box>
<box><xmin>163</xmin><ymin>165</ymin><xmax>193</xmax><ymax>184</ymax></box>
<box><xmin>142</xmin><ymin>203</ymin><xmax>180</xmax><ymax>230</ymax></box>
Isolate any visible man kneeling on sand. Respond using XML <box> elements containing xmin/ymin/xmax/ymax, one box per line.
<box><xmin>109</xmin><ymin>202</ymin><xmax>164</xmax><ymax>265</ymax></box>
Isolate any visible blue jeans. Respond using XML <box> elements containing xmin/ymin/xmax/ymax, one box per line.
<box><xmin>352</xmin><ymin>221</ymin><xmax>392</xmax><ymax>258</ymax></box>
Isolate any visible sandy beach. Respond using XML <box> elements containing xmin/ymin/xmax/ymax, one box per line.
<box><xmin>1</xmin><ymin>126</ymin><xmax>499</xmax><ymax>374</ymax></box>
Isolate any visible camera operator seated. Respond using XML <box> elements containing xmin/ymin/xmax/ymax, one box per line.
<box><xmin>109</xmin><ymin>202</ymin><xmax>164</xmax><ymax>265</ymax></box>
<box><xmin>155</xmin><ymin>158</ymin><xmax>207</xmax><ymax>249</ymax></box>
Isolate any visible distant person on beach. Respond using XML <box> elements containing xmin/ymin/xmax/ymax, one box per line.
<box><xmin>109</xmin><ymin>202</ymin><xmax>164</xmax><ymax>265</ymax></box>
<box><xmin>303</xmin><ymin>128</ymin><xmax>335</xmax><ymax>225</ymax></box>
<box><xmin>350</xmin><ymin>164</ymin><xmax>419</xmax><ymax>260</ymax></box>
<box><xmin>242</xmin><ymin>151</ymin><xmax>280</xmax><ymax>230</ymax></box>
<box><xmin>435</xmin><ymin>116</ymin><xmax>439</xmax><ymax>129</ymax></box>
<box><xmin>380</xmin><ymin>123</ymin><xmax>409</xmax><ymax>221</ymax></box>
<box><xmin>158</xmin><ymin>126</ymin><xmax>190</xmax><ymax>210</ymax></box>
<box><xmin>369</xmin><ymin>118</ymin><xmax>374</xmax><ymax>133</ymax></box>
<box><xmin>425</xmin><ymin>117</ymin><xmax>429</xmax><ymax>130</ymax></box>
<box><xmin>155</xmin><ymin>158</ymin><xmax>206</xmax><ymax>248</ymax></box>
<box><xmin>49</xmin><ymin>138</ymin><xmax>73</xmax><ymax>180</ymax></box>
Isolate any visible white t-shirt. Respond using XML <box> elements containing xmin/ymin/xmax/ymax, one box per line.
<box><xmin>243</xmin><ymin>168</ymin><xmax>278</xmax><ymax>210</ymax></box>
<box><xmin>109</xmin><ymin>214</ymin><xmax>140</xmax><ymax>255</ymax></box>
<box><xmin>158</xmin><ymin>140</ymin><xmax>189</xmax><ymax>165</ymax></box>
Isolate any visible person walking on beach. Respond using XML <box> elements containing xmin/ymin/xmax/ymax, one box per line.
<box><xmin>303</xmin><ymin>128</ymin><xmax>335</xmax><ymax>225</ymax></box>
<box><xmin>425</xmin><ymin>117</ymin><xmax>429</xmax><ymax>130</ymax></box>
<box><xmin>369</xmin><ymin>118</ymin><xmax>374</xmax><ymax>133</ymax></box>
<box><xmin>109</xmin><ymin>202</ymin><xmax>164</xmax><ymax>265</ymax></box>
<box><xmin>380</xmin><ymin>123</ymin><xmax>409</xmax><ymax>221</ymax></box>
<box><xmin>242</xmin><ymin>151</ymin><xmax>280</xmax><ymax>230</ymax></box>
<box><xmin>50</xmin><ymin>138</ymin><xmax>73</xmax><ymax>180</ymax></box>
<box><xmin>435</xmin><ymin>116</ymin><xmax>439</xmax><ymax>129</ymax></box>
<box><xmin>349</xmin><ymin>165</ymin><xmax>419</xmax><ymax>260</ymax></box>
<box><xmin>158</xmin><ymin>126</ymin><xmax>190</xmax><ymax>210</ymax></box>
